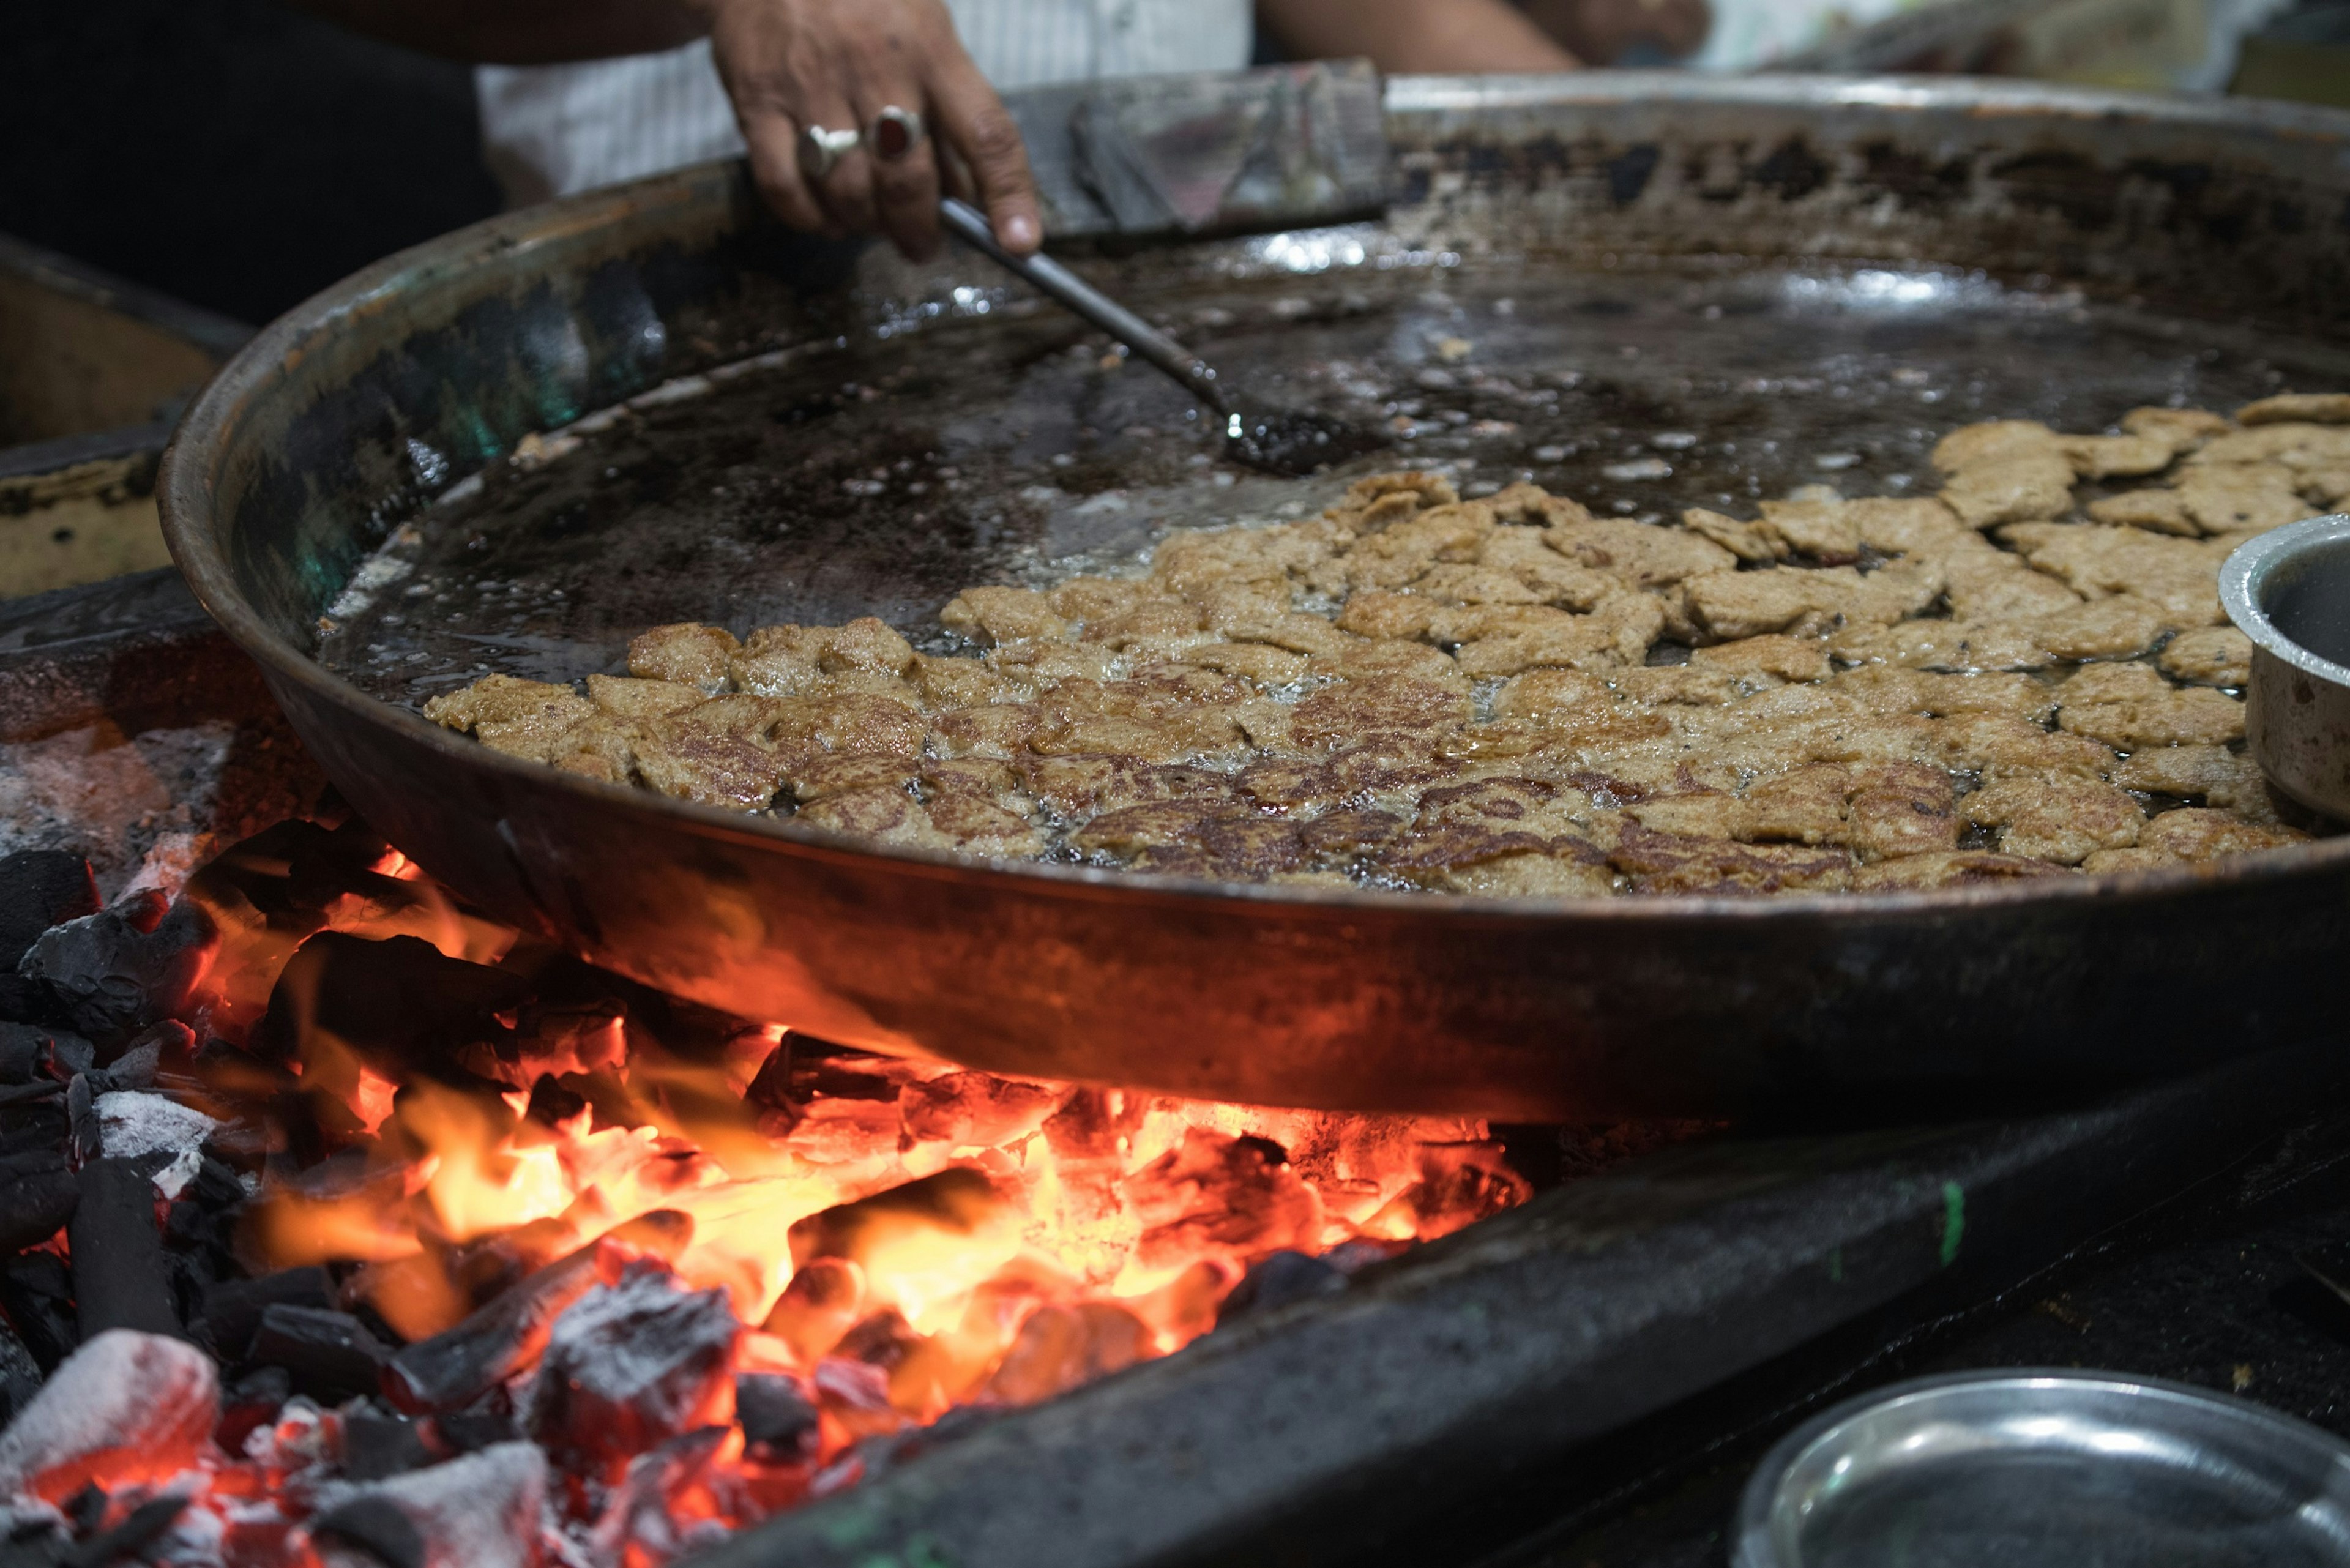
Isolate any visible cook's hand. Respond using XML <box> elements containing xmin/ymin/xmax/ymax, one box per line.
<box><xmin>684</xmin><ymin>0</ymin><xmax>1043</xmax><ymax>260</ymax></box>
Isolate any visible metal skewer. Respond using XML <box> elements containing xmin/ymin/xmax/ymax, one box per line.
<box><xmin>938</xmin><ymin>197</ymin><xmax>1377</xmax><ymax>476</ymax></box>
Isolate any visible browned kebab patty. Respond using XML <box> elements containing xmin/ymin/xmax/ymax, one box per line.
<box><xmin>422</xmin><ymin>398</ymin><xmax>2350</xmax><ymax>896</ymax></box>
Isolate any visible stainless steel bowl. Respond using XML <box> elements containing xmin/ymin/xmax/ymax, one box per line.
<box><xmin>1735</xmin><ymin>1369</ymin><xmax>2350</xmax><ymax>1568</ymax></box>
<box><xmin>2222</xmin><ymin>515</ymin><xmax>2350</xmax><ymax>821</ymax></box>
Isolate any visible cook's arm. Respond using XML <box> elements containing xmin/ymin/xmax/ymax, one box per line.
<box><xmin>285</xmin><ymin>0</ymin><xmax>1043</xmax><ymax>262</ymax></box>
<box><xmin>1255</xmin><ymin>0</ymin><xmax>1583</xmax><ymax>72</ymax></box>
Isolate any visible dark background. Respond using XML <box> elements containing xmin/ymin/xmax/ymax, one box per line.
<box><xmin>0</xmin><ymin>0</ymin><xmax>501</xmax><ymax>326</ymax></box>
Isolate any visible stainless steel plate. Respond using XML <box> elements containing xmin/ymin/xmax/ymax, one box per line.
<box><xmin>1736</xmin><ymin>1370</ymin><xmax>2350</xmax><ymax>1568</ymax></box>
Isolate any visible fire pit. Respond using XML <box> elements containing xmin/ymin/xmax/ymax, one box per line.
<box><xmin>0</xmin><ymin>567</ymin><xmax>2337</xmax><ymax>1568</ymax></box>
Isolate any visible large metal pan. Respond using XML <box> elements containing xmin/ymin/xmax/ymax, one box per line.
<box><xmin>160</xmin><ymin>75</ymin><xmax>2350</xmax><ymax>1121</ymax></box>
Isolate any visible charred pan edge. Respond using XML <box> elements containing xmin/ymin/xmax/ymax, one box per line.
<box><xmin>162</xmin><ymin>77</ymin><xmax>2350</xmax><ymax>922</ymax></box>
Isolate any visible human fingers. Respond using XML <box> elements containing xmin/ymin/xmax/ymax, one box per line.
<box><xmin>925</xmin><ymin>50</ymin><xmax>1040</xmax><ymax>255</ymax></box>
<box><xmin>860</xmin><ymin>104</ymin><xmax>944</xmax><ymax>260</ymax></box>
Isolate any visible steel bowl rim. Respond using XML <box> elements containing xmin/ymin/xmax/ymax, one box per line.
<box><xmin>157</xmin><ymin>77</ymin><xmax>2350</xmax><ymax>931</ymax></box>
<box><xmin>1731</xmin><ymin>1366</ymin><xmax>2350</xmax><ymax>1568</ymax></box>
<box><xmin>2222</xmin><ymin>513</ymin><xmax>2350</xmax><ymax>690</ymax></box>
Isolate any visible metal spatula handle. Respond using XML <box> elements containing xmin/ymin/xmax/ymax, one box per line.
<box><xmin>938</xmin><ymin>197</ymin><xmax>1228</xmax><ymax>412</ymax></box>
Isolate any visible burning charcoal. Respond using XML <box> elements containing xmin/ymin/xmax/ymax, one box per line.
<box><xmin>984</xmin><ymin>1302</ymin><xmax>1146</xmax><ymax>1405</ymax></box>
<box><xmin>0</xmin><ymin>1315</ymin><xmax>40</xmax><ymax>1424</ymax></box>
<box><xmin>62</xmin><ymin>1492</ymin><xmax>188</xmax><ymax>1568</ymax></box>
<box><xmin>834</xmin><ymin>1310</ymin><xmax>922</xmax><ymax>1373</ymax></box>
<box><xmin>94</xmin><ymin>1091</ymin><xmax>218</xmax><ymax>1166</ymax></box>
<box><xmin>0</xmin><ymin>1330</ymin><xmax>217</xmax><ymax>1502</ymax></box>
<box><xmin>18</xmin><ymin>895</ymin><xmax>215</xmax><ymax>1047</ymax></box>
<box><xmin>2</xmin><ymin>1253</ymin><xmax>80</xmax><ymax>1372</ymax></box>
<box><xmin>64</xmin><ymin>1078</ymin><xmax>97</xmax><ymax>1168</ymax></box>
<box><xmin>253</xmin><ymin>934</ymin><xmax>528</xmax><ymax>1077</ymax></box>
<box><xmin>252</xmin><ymin>1305</ymin><xmax>394</xmax><ymax>1404</ymax></box>
<box><xmin>68</xmin><ymin>1160</ymin><xmax>180</xmax><ymax>1338</ymax></box>
<box><xmin>1215</xmin><ymin>1250</ymin><xmax>1345</xmax><ymax>1327</ymax></box>
<box><xmin>198</xmin><ymin>1267</ymin><xmax>333</xmax><ymax>1362</ymax></box>
<box><xmin>306</xmin><ymin>1441</ymin><xmax>546</xmax><ymax>1568</ymax></box>
<box><xmin>384</xmin><ymin>1209</ymin><xmax>692</xmax><ymax>1415</ymax></box>
<box><xmin>0</xmin><ymin>853</ymin><xmax>100</xmax><ymax>965</ymax></box>
<box><xmin>524</xmin><ymin>1263</ymin><xmax>738</xmax><ymax>1474</ymax></box>
<box><xmin>786</xmin><ymin>1167</ymin><xmax>1014</xmax><ymax>1275</ymax></box>
<box><xmin>218</xmin><ymin>1365</ymin><xmax>292</xmax><ymax>1454</ymax></box>
<box><xmin>898</xmin><ymin>1072</ymin><xmax>1065</xmax><ymax>1148</ymax></box>
<box><xmin>521</xmin><ymin>1076</ymin><xmax>585</xmax><ymax>1129</ymax></box>
<box><xmin>1040</xmin><ymin>1088</ymin><xmax>1148</xmax><ymax>1161</ymax></box>
<box><xmin>734</xmin><ymin>1372</ymin><xmax>819</xmax><ymax>1465</ymax></box>
<box><xmin>89</xmin><ymin>1023</ymin><xmax>186</xmax><ymax>1095</ymax></box>
<box><xmin>340</xmin><ymin>1409</ymin><xmax>433</xmax><ymax>1482</ymax></box>
<box><xmin>308</xmin><ymin>1496</ymin><xmax>425</xmax><ymax>1568</ymax></box>
<box><xmin>427</xmin><ymin>1397</ymin><xmax>517</xmax><ymax>1456</ymax></box>
<box><xmin>0</xmin><ymin>853</ymin><xmax>100</xmax><ymax>1024</ymax></box>
<box><xmin>1124</xmin><ymin>1129</ymin><xmax>1324</xmax><ymax>1271</ymax></box>
<box><xmin>758</xmin><ymin>1258</ymin><xmax>864</xmax><ymax>1364</ymax></box>
<box><xmin>1374</xmin><ymin>1143</ymin><xmax>1534</xmax><ymax>1241</ymax></box>
<box><xmin>589</xmin><ymin>1426</ymin><xmax>728</xmax><ymax>1568</ymax></box>
<box><xmin>0</xmin><ymin>1169</ymin><xmax>76</xmax><ymax>1256</ymax></box>
<box><xmin>0</xmin><ymin>1025</ymin><xmax>92</xmax><ymax>1087</ymax></box>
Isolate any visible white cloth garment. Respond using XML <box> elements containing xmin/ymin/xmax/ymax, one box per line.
<box><xmin>477</xmin><ymin>0</ymin><xmax>1255</xmax><ymax>207</ymax></box>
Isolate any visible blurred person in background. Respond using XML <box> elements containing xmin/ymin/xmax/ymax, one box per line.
<box><xmin>296</xmin><ymin>0</ymin><xmax>1706</xmax><ymax>262</ymax></box>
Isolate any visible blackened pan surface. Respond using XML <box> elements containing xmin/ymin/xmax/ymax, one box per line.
<box><xmin>161</xmin><ymin>76</ymin><xmax>2350</xmax><ymax>1118</ymax></box>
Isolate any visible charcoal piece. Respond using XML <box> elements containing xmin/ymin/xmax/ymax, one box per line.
<box><xmin>0</xmin><ymin>1083</ymin><xmax>62</xmax><ymax>1110</ymax></box>
<box><xmin>311</xmin><ymin>1441</ymin><xmax>545</xmax><ymax>1568</ymax></box>
<box><xmin>0</xmin><ymin>1330</ymin><xmax>217</xmax><ymax>1501</ymax></box>
<box><xmin>91</xmin><ymin>1024</ymin><xmax>188</xmax><ymax>1092</ymax></box>
<box><xmin>64</xmin><ymin>1078</ymin><xmax>98</xmax><ymax>1168</ymax></box>
<box><xmin>734</xmin><ymin>1372</ymin><xmax>820</xmax><ymax>1465</ymax></box>
<box><xmin>899</xmin><ymin>1072</ymin><xmax>1065</xmax><ymax>1148</ymax></box>
<box><xmin>252</xmin><ymin>934</ymin><xmax>528</xmax><ymax>1077</ymax></box>
<box><xmin>217</xmin><ymin>1365</ymin><xmax>291</xmax><ymax>1454</ymax></box>
<box><xmin>835</xmin><ymin>1309</ymin><xmax>922</xmax><ymax>1373</ymax></box>
<box><xmin>187</xmin><ymin>1157</ymin><xmax>246</xmax><ymax>1214</ymax></box>
<box><xmin>759</xmin><ymin>1257</ymin><xmax>865</xmax><ymax>1364</ymax></box>
<box><xmin>523</xmin><ymin>1263</ymin><xmax>739</xmax><ymax>1471</ymax></box>
<box><xmin>985</xmin><ymin>1302</ymin><xmax>1147</xmax><ymax>1405</ymax></box>
<box><xmin>786</xmin><ymin>1167</ymin><xmax>1010</xmax><ymax>1272</ymax></box>
<box><xmin>0</xmin><ymin>1312</ymin><xmax>42</xmax><ymax>1422</ymax></box>
<box><xmin>198</xmin><ymin>1266</ymin><xmax>333</xmax><ymax>1363</ymax></box>
<box><xmin>66</xmin><ymin>1160</ymin><xmax>181</xmax><ymax>1338</ymax></box>
<box><xmin>18</xmin><ymin>897</ymin><xmax>215</xmax><ymax>1048</ymax></box>
<box><xmin>428</xmin><ymin>1396</ymin><xmax>516</xmax><ymax>1455</ymax></box>
<box><xmin>251</xmin><ymin>1305</ymin><xmax>392</xmax><ymax>1403</ymax></box>
<box><xmin>0</xmin><ymin>1025</ymin><xmax>92</xmax><ymax>1087</ymax></box>
<box><xmin>340</xmin><ymin>1410</ymin><xmax>432</xmax><ymax>1482</ymax></box>
<box><xmin>308</xmin><ymin>1495</ymin><xmax>425</xmax><ymax>1568</ymax></box>
<box><xmin>0</xmin><ymin>854</ymin><xmax>99</xmax><ymax>971</ymax></box>
<box><xmin>0</xmin><ymin>1170</ymin><xmax>77</xmax><ymax>1256</ymax></box>
<box><xmin>744</xmin><ymin>1039</ymin><xmax>794</xmax><ymax>1116</ymax></box>
<box><xmin>96</xmin><ymin>1091</ymin><xmax>219</xmax><ymax>1170</ymax></box>
<box><xmin>1</xmin><ymin>1253</ymin><xmax>79</xmax><ymax>1371</ymax></box>
<box><xmin>523</xmin><ymin>1076</ymin><xmax>585</xmax><ymax>1129</ymax></box>
<box><xmin>384</xmin><ymin>1209</ymin><xmax>692</xmax><ymax>1414</ymax></box>
<box><xmin>60</xmin><ymin>1492</ymin><xmax>185</xmax><ymax>1568</ymax></box>
<box><xmin>1215</xmin><ymin>1250</ymin><xmax>1346</xmax><ymax>1326</ymax></box>
<box><xmin>63</xmin><ymin>1484</ymin><xmax>107</xmax><ymax>1536</ymax></box>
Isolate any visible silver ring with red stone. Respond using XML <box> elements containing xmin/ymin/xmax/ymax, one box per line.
<box><xmin>869</xmin><ymin>106</ymin><xmax>927</xmax><ymax>163</ymax></box>
<box><xmin>796</xmin><ymin>124</ymin><xmax>862</xmax><ymax>183</ymax></box>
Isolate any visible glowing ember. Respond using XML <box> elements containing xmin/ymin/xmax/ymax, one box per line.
<box><xmin>9</xmin><ymin>814</ymin><xmax>1531</xmax><ymax>1568</ymax></box>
